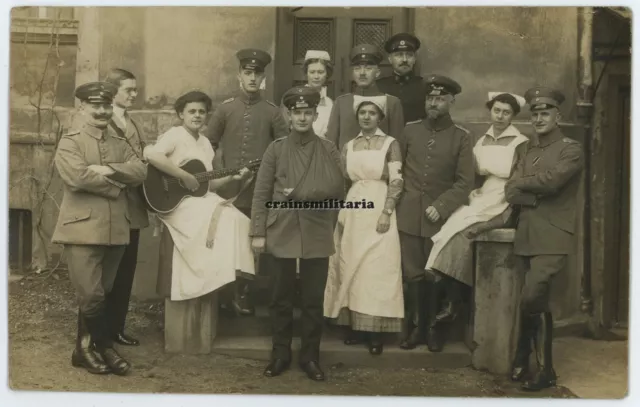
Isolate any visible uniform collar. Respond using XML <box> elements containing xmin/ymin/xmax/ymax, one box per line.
<box><xmin>289</xmin><ymin>129</ymin><xmax>316</xmax><ymax>145</ymax></box>
<box><xmin>82</xmin><ymin>122</ymin><xmax>107</xmax><ymax>139</ymax></box>
<box><xmin>424</xmin><ymin>114</ymin><xmax>454</xmax><ymax>131</ymax></box>
<box><xmin>485</xmin><ymin>124</ymin><xmax>521</xmax><ymax>140</ymax></box>
<box><xmin>355</xmin><ymin>127</ymin><xmax>386</xmax><ymax>139</ymax></box>
<box><xmin>353</xmin><ymin>83</ymin><xmax>382</xmax><ymax>97</ymax></box>
<box><xmin>237</xmin><ymin>89</ymin><xmax>262</xmax><ymax>105</ymax></box>
<box><xmin>394</xmin><ymin>71</ymin><xmax>413</xmax><ymax>84</ymax></box>
<box><xmin>536</xmin><ymin>126</ymin><xmax>563</xmax><ymax>147</ymax></box>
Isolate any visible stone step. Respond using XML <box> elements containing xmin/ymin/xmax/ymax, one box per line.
<box><xmin>211</xmin><ymin>335</ymin><xmax>471</xmax><ymax>369</ymax></box>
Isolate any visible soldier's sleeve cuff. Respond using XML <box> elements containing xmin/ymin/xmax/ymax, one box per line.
<box><xmin>105</xmin><ymin>177</ymin><xmax>126</xmax><ymax>189</ymax></box>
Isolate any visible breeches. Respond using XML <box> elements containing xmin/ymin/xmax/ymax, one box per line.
<box><xmin>517</xmin><ymin>254</ymin><xmax>567</xmax><ymax>315</ymax></box>
<box><xmin>65</xmin><ymin>244</ymin><xmax>126</xmax><ymax>316</ymax></box>
<box><xmin>399</xmin><ymin>232</ymin><xmax>434</xmax><ymax>283</ymax></box>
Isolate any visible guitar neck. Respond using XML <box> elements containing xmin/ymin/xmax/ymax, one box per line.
<box><xmin>193</xmin><ymin>167</ymin><xmax>242</xmax><ymax>183</ymax></box>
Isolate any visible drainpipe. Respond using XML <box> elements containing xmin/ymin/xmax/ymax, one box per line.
<box><xmin>577</xmin><ymin>7</ymin><xmax>594</xmax><ymax>317</ymax></box>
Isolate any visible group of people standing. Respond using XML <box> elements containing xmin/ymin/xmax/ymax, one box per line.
<box><xmin>52</xmin><ymin>31</ymin><xmax>583</xmax><ymax>392</ymax></box>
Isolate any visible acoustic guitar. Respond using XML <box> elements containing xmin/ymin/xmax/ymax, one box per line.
<box><xmin>143</xmin><ymin>158</ymin><xmax>262</xmax><ymax>214</ymax></box>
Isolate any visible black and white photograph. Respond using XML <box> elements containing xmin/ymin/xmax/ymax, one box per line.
<box><xmin>3</xmin><ymin>2</ymin><xmax>633</xmax><ymax>402</ymax></box>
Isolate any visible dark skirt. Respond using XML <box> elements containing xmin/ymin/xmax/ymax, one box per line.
<box><xmin>427</xmin><ymin>229</ymin><xmax>474</xmax><ymax>287</ymax></box>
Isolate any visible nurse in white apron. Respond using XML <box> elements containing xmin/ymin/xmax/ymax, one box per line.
<box><xmin>426</xmin><ymin>92</ymin><xmax>529</xmax><ymax>324</ymax></box>
<box><xmin>144</xmin><ymin>91</ymin><xmax>255</xmax><ymax>301</ymax></box>
<box><xmin>324</xmin><ymin>98</ymin><xmax>404</xmax><ymax>355</ymax></box>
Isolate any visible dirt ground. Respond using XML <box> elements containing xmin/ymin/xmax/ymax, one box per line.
<box><xmin>8</xmin><ymin>272</ymin><xmax>578</xmax><ymax>397</ymax></box>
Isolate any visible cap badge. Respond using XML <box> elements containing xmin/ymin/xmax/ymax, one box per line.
<box><xmin>535</xmin><ymin>97</ymin><xmax>540</xmax><ymax>101</ymax></box>
<box><xmin>400</xmin><ymin>40</ymin><xmax>406</xmax><ymax>45</ymax></box>
<box><xmin>535</xmin><ymin>90</ymin><xmax>540</xmax><ymax>95</ymax></box>
<box><xmin>253</xmin><ymin>52</ymin><xmax>257</xmax><ymax>55</ymax></box>
<box><xmin>361</xmin><ymin>54</ymin><xmax>365</xmax><ymax>58</ymax></box>
<box><xmin>251</xmin><ymin>59</ymin><xmax>256</xmax><ymax>63</ymax></box>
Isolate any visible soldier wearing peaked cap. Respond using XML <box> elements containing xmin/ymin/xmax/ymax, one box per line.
<box><xmin>377</xmin><ymin>33</ymin><xmax>427</xmax><ymax>123</ymax></box>
<box><xmin>395</xmin><ymin>74</ymin><xmax>475</xmax><ymax>353</ymax></box>
<box><xmin>205</xmin><ymin>48</ymin><xmax>289</xmax><ymax>316</ymax></box>
<box><xmin>506</xmin><ymin>87</ymin><xmax>583</xmax><ymax>391</ymax></box>
<box><xmin>53</xmin><ymin>82</ymin><xmax>147</xmax><ymax>376</ymax></box>
<box><xmin>251</xmin><ymin>86</ymin><xmax>344</xmax><ymax>382</ymax></box>
<box><xmin>326</xmin><ymin>44</ymin><xmax>405</xmax><ymax>151</ymax></box>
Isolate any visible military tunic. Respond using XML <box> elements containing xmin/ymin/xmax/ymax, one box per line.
<box><xmin>505</xmin><ymin>127</ymin><xmax>584</xmax><ymax>314</ymax></box>
<box><xmin>205</xmin><ymin>91</ymin><xmax>289</xmax><ymax>210</ymax></box>
<box><xmin>396</xmin><ymin>114</ymin><xmax>475</xmax><ymax>282</ymax></box>
<box><xmin>53</xmin><ymin>121</ymin><xmax>147</xmax><ymax>314</ymax></box>
<box><xmin>376</xmin><ymin>73</ymin><xmax>426</xmax><ymax>124</ymax></box>
<box><xmin>325</xmin><ymin>84</ymin><xmax>405</xmax><ymax>151</ymax></box>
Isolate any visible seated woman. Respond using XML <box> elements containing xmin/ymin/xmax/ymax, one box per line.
<box><xmin>425</xmin><ymin>92</ymin><xmax>529</xmax><ymax>326</ymax></box>
<box><xmin>144</xmin><ymin>91</ymin><xmax>255</xmax><ymax>301</ymax></box>
<box><xmin>324</xmin><ymin>98</ymin><xmax>404</xmax><ymax>355</ymax></box>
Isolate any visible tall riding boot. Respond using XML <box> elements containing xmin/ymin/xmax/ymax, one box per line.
<box><xmin>426</xmin><ymin>281</ymin><xmax>445</xmax><ymax>352</ymax></box>
<box><xmin>85</xmin><ymin>310</ymin><xmax>131</xmax><ymax>376</ymax></box>
<box><xmin>435</xmin><ymin>277</ymin><xmax>462</xmax><ymax>323</ymax></box>
<box><xmin>232</xmin><ymin>279</ymin><xmax>255</xmax><ymax>316</ymax></box>
<box><xmin>399</xmin><ymin>281</ymin><xmax>426</xmax><ymax>349</ymax></box>
<box><xmin>71</xmin><ymin>310</ymin><xmax>110</xmax><ymax>374</ymax></box>
<box><xmin>522</xmin><ymin>312</ymin><xmax>557</xmax><ymax>391</ymax></box>
<box><xmin>510</xmin><ymin>314</ymin><xmax>536</xmax><ymax>381</ymax></box>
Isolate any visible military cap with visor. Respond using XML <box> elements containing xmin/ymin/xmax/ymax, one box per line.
<box><xmin>350</xmin><ymin>44</ymin><xmax>383</xmax><ymax>66</ymax></box>
<box><xmin>236</xmin><ymin>48</ymin><xmax>272</xmax><ymax>72</ymax></box>
<box><xmin>384</xmin><ymin>33</ymin><xmax>421</xmax><ymax>54</ymax></box>
<box><xmin>424</xmin><ymin>74</ymin><xmax>462</xmax><ymax>96</ymax></box>
<box><xmin>524</xmin><ymin>87</ymin><xmax>566</xmax><ymax>111</ymax></box>
<box><xmin>282</xmin><ymin>86</ymin><xmax>321</xmax><ymax>111</ymax></box>
<box><xmin>74</xmin><ymin>81</ymin><xmax>118</xmax><ymax>104</ymax></box>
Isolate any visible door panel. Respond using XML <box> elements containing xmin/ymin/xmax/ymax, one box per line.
<box><xmin>276</xmin><ymin>7</ymin><xmax>410</xmax><ymax>102</ymax></box>
<box><xmin>615</xmin><ymin>87</ymin><xmax>630</xmax><ymax>324</ymax></box>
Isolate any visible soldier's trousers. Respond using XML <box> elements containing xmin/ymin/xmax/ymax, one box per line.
<box><xmin>269</xmin><ymin>256</ymin><xmax>328</xmax><ymax>364</ymax></box>
<box><xmin>517</xmin><ymin>254</ymin><xmax>567</xmax><ymax>315</ymax></box>
<box><xmin>66</xmin><ymin>244</ymin><xmax>126</xmax><ymax>317</ymax></box>
<box><xmin>106</xmin><ymin>229</ymin><xmax>140</xmax><ymax>334</ymax></box>
<box><xmin>399</xmin><ymin>231</ymin><xmax>434</xmax><ymax>283</ymax></box>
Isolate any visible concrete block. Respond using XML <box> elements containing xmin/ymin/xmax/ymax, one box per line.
<box><xmin>471</xmin><ymin>228</ymin><xmax>524</xmax><ymax>375</ymax></box>
<box><xmin>164</xmin><ymin>292</ymin><xmax>219</xmax><ymax>355</ymax></box>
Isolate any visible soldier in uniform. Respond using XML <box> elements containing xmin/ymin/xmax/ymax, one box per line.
<box><xmin>396</xmin><ymin>75</ymin><xmax>475</xmax><ymax>352</ymax></box>
<box><xmin>506</xmin><ymin>87</ymin><xmax>584</xmax><ymax>391</ymax></box>
<box><xmin>103</xmin><ymin>68</ymin><xmax>147</xmax><ymax>347</ymax></box>
<box><xmin>326</xmin><ymin>44</ymin><xmax>405</xmax><ymax>150</ymax></box>
<box><xmin>377</xmin><ymin>33</ymin><xmax>427</xmax><ymax>124</ymax></box>
<box><xmin>53</xmin><ymin>82</ymin><xmax>147</xmax><ymax>375</ymax></box>
<box><xmin>251</xmin><ymin>86</ymin><xmax>345</xmax><ymax>382</ymax></box>
<box><xmin>205</xmin><ymin>48</ymin><xmax>289</xmax><ymax>316</ymax></box>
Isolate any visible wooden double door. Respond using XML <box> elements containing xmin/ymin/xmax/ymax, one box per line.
<box><xmin>275</xmin><ymin>7</ymin><xmax>413</xmax><ymax>102</ymax></box>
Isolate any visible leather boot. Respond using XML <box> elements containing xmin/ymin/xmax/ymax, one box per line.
<box><xmin>71</xmin><ymin>311</ymin><xmax>110</xmax><ymax>374</ymax></box>
<box><xmin>435</xmin><ymin>277</ymin><xmax>461</xmax><ymax>323</ymax></box>
<box><xmin>368</xmin><ymin>332</ymin><xmax>384</xmax><ymax>355</ymax></box>
<box><xmin>399</xmin><ymin>281</ymin><xmax>426</xmax><ymax>349</ymax></box>
<box><xmin>232</xmin><ymin>279</ymin><xmax>254</xmax><ymax>316</ymax></box>
<box><xmin>85</xmin><ymin>311</ymin><xmax>131</xmax><ymax>376</ymax></box>
<box><xmin>426</xmin><ymin>281</ymin><xmax>444</xmax><ymax>352</ymax></box>
<box><xmin>510</xmin><ymin>314</ymin><xmax>536</xmax><ymax>382</ymax></box>
<box><xmin>522</xmin><ymin>312</ymin><xmax>557</xmax><ymax>391</ymax></box>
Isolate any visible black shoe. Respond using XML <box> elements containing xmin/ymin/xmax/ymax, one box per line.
<box><xmin>426</xmin><ymin>326</ymin><xmax>444</xmax><ymax>352</ymax></box>
<box><xmin>435</xmin><ymin>301</ymin><xmax>460</xmax><ymax>323</ymax></box>
<box><xmin>368</xmin><ymin>342</ymin><xmax>383</xmax><ymax>355</ymax></box>
<box><xmin>510</xmin><ymin>366</ymin><xmax>529</xmax><ymax>382</ymax></box>
<box><xmin>343</xmin><ymin>329</ymin><xmax>364</xmax><ymax>346</ymax></box>
<box><xmin>521</xmin><ymin>369</ymin><xmax>557</xmax><ymax>391</ymax></box>
<box><xmin>71</xmin><ymin>348</ymin><xmax>111</xmax><ymax>374</ymax></box>
<box><xmin>98</xmin><ymin>347</ymin><xmax>131</xmax><ymax>376</ymax></box>
<box><xmin>232</xmin><ymin>280</ymin><xmax>254</xmax><ymax>316</ymax></box>
<box><xmin>300</xmin><ymin>361</ymin><xmax>325</xmax><ymax>381</ymax></box>
<box><xmin>264</xmin><ymin>359</ymin><xmax>290</xmax><ymax>377</ymax></box>
<box><xmin>113</xmin><ymin>332</ymin><xmax>140</xmax><ymax>346</ymax></box>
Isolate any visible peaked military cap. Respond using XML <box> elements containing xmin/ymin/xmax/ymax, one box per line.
<box><xmin>524</xmin><ymin>87</ymin><xmax>566</xmax><ymax>111</ymax></box>
<box><xmin>74</xmin><ymin>81</ymin><xmax>118</xmax><ymax>103</ymax></box>
<box><xmin>425</xmin><ymin>74</ymin><xmax>462</xmax><ymax>96</ymax></box>
<box><xmin>384</xmin><ymin>33</ymin><xmax>421</xmax><ymax>54</ymax></box>
<box><xmin>350</xmin><ymin>44</ymin><xmax>383</xmax><ymax>66</ymax></box>
<box><xmin>237</xmin><ymin>49</ymin><xmax>272</xmax><ymax>71</ymax></box>
<box><xmin>282</xmin><ymin>86</ymin><xmax>321</xmax><ymax>110</ymax></box>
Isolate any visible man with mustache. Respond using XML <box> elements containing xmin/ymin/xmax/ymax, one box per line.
<box><xmin>52</xmin><ymin>82</ymin><xmax>147</xmax><ymax>375</ymax></box>
<box><xmin>326</xmin><ymin>44</ymin><xmax>405</xmax><ymax>150</ymax></box>
<box><xmin>205</xmin><ymin>48</ymin><xmax>289</xmax><ymax>316</ymax></box>
<box><xmin>377</xmin><ymin>33</ymin><xmax>427</xmax><ymax>124</ymax></box>
<box><xmin>396</xmin><ymin>75</ymin><xmax>474</xmax><ymax>352</ymax></box>
<box><xmin>103</xmin><ymin>68</ymin><xmax>147</xmax><ymax>347</ymax></box>
<box><xmin>506</xmin><ymin>87</ymin><xmax>583</xmax><ymax>391</ymax></box>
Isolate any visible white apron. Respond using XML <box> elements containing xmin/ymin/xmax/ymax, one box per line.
<box><xmin>324</xmin><ymin>136</ymin><xmax>404</xmax><ymax>319</ymax></box>
<box><xmin>425</xmin><ymin>131</ymin><xmax>528</xmax><ymax>272</ymax></box>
